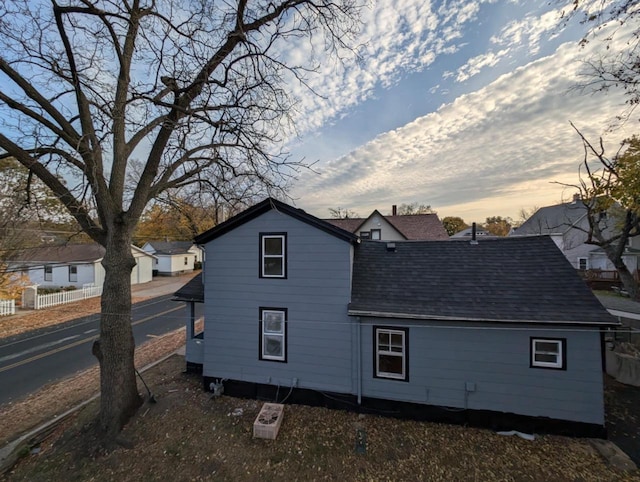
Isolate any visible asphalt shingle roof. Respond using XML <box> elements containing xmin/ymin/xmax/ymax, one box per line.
<box><xmin>146</xmin><ymin>240</ymin><xmax>194</xmax><ymax>255</ymax></box>
<box><xmin>349</xmin><ymin>237</ymin><xmax>616</xmax><ymax>325</ymax></box>
<box><xmin>195</xmin><ymin>198</ymin><xmax>358</xmax><ymax>245</ymax></box>
<box><xmin>173</xmin><ymin>273</ymin><xmax>204</xmax><ymax>302</ymax></box>
<box><xmin>325</xmin><ymin>212</ymin><xmax>449</xmax><ymax>240</ymax></box>
<box><xmin>9</xmin><ymin>244</ymin><xmax>106</xmax><ymax>263</ymax></box>
<box><xmin>384</xmin><ymin>214</ymin><xmax>449</xmax><ymax>240</ymax></box>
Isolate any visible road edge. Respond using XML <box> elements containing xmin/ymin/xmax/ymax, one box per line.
<box><xmin>0</xmin><ymin>346</ymin><xmax>186</xmax><ymax>475</ymax></box>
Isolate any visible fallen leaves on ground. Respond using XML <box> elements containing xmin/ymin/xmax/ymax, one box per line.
<box><xmin>4</xmin><ymin>356</ymin><xmax>640</xmax><ymax>482</ymax></box>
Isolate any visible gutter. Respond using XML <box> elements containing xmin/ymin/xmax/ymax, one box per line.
<box><xmin>347</xmin><ymin>310</ymin><xmax>621</xmax><ymax>326</ymax></box>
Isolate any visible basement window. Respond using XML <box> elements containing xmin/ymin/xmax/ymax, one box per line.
<box><xmin>530</xmin><ymin>338</ymin><xmax>566</xmax><ymax>370</ymax></box>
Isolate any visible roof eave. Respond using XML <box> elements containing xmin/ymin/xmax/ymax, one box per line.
<box><xmin>195</xmin><ymin>198</ymin><xmax>358</xmax><ymax>245</ymax></box>
<box><xmin>347</xmin><ymin>309</ymin><xmax>620</xmax><ymax>326</ymax></box>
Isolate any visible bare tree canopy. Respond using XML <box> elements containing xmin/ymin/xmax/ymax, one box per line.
<box><xmin>328</xmin><ymin>206</ymin><xmax>359</xmax><ymax>219</ymax></box>
<box><xmin>396</xmin><ymin>202</ymin><xmax>435</xmax><ymax>215</ymax></box>
<box><xmin>0</xmin><ymin>0</ymin><xmax>362</xmax><ymax>441</ymax></box>
<box><xmin>566</xmin><ymin>0</ymin><xmax>640</xmax><ymax>124</ymax></box>
<box><xmin>562</xmin><ymin>125</ymin><xmax>640</xmax><ymax>299</ymax></box>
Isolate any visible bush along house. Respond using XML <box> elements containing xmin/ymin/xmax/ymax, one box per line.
<box><xmin>175</xmin><ymin>198</ymin><xmax>618</xmax><ymax>437</ymax></box>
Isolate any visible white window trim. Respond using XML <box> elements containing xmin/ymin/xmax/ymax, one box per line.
<box><xmin>260</xmin><ymin>309</ymin><xmax>286</xmax><ymax>362</ymax></box>
<box><xmin>44</xmin><ymin>265</ymin><xmax>53</xmax><ymax>282</ymax></box>
<box><xmin>375</xmin><ymin>327</ymin><xmax>407</xmax><ymax>380</ymax></box>
<box><xmin>69</xmin><ymin>265</ymin><xmax>78</xmax><ymax>282</ymax></box>
<box><xmin>261</xmin><ymin>234</ymin><xmax>286</xmax><ymax>278</ymax></box>
<box><xmin>577</xmin><ymin>257</ymin><xmax>588</xmax><ymax>270</ymax></box>
<box><xmin>531</xmin><ymin>338</ymin><xmax>564</xmax><ymax>369</ymax></box>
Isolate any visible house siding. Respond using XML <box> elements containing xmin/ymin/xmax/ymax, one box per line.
<box><xmin>358</xmin><ymin>318</ymin><xmax>604</xmax><ymax>425</ymax></box>
<box><xmin>202</xmin><ymin>209</ymin><xmax>355</xmax><ymax>394</ymax></box>
<box><xmin>357</xmin><ymin>215</ymin><xmax>404</xmax><ymax>240</ymax></box>
<box><xmin>25</xmin><ymin>262</ymin><xmax>98</xmax><ymax>288</ymax></box>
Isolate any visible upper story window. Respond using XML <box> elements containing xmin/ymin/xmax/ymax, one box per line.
<box><xmin>360</xmin><ymin>231</ymin><xmax>371</xmax><ymax>239</ymax></box>
<box><xmin>260</xmin><ymin>233</ymin><xmax>287</xmax><ymax>278</ymax></box>
<box><xmin>371</xmin><ymin>229</ymin><xmax>381</xmax><ymax>240</ymax></box>
<box><xmin>44</xmin><ymin>265</ymin><xmax>53</xmax><ymax>281</ymax></box>
<box><xmin>530</xmin><ymin>337</ymin><xmax>566</xmax><ymax>370</ymax></box>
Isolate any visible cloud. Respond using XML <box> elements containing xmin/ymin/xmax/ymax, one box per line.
<box><xmin>292</xmin><ymin>30</ymin><xmax>635</xmax><ymax>221</ymax></box>
<box><xmin>455</xmin><ymin>48</ymin><xmax>511</xmax><ymax>82</ymax></box>
<box><xmin>491</xmin><ymin>4</ymin><xmax>568</xmax><ymax>54</ymax></box>
<box><xmin>279</xmin><ymin>0</ymin><xmax>491</xmax><ymax>136</ymax></box>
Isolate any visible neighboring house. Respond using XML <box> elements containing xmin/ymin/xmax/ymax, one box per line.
<box><xmin>177</xmin><ymin>198</ymin><xmax>616</xmax><ymax>437</ymax></box>
<box><xmin>141</xmin><ymin>240</ymin><xmax>203</xmax><ymax>276</ymax></box>
<box><xmin>450</xmin><ymin>225</ymin><xmax>500</xmax><ymax>240</ymax></box>
<box><xmin>510</xmin><ymin>195</ymin><xmax>640</xmax><ymax>272</ymax></box>
<box><xmin>326</xmin><ymin>206</ymin><xmax>449</xmax><ymax>241</ymax></box>
<box><xmin>8</xmin><ymin>243</ymin><xmax>155</xmax><ymax>288</ymax></box>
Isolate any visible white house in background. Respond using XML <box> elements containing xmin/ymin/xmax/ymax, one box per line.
<box><xmin>7</xmin><ymin>244</ymin><xmax>155</xmax><ymax>288</ymax></box>
<box><xmin>510</xmin><ymin>195</ymin><xmax>640</xmax><ymax>272</ymax></box>
<box><xmin>325</xmin><ymin>206</ymin><xmax>449</xmax><ymax>241</ymax></box>
<box><xmin>141</xmin><ymin>240</ymin><xmax>202</xmax><ymax>276</ymax></box>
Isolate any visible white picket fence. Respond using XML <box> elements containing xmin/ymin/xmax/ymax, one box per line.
<box><xmin>34</xmin><ymin>284</ymin><xmax>103</xmax><ymax>310</ymax></box>
<box><xmin>0</xmin><ymin>299</ymin><xmax>15</xmax><ymax>317</ymax></box>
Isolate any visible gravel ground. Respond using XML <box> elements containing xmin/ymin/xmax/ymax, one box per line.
<box><xmin>3</xmin><ymin>355</ymin><xmax>640</xmax><ymax>482</ymax></box>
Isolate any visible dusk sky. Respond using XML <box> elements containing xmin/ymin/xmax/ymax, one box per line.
<box><xmin>282</xmin><ymin>1</ymin><xmax>637</xmax><ymax>224</ymax></box>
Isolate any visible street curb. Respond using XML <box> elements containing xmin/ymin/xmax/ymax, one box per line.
<box><xmin>0</xmin><ymin>347</ymin><xmax>186</xmax><ymax>475</ymax></box>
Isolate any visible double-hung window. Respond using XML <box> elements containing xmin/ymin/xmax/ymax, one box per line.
<box><xmin>374</xmin><ymin>327</ymin><xmax>408</xmax><ymax>381</ymax></box>
<box><xmin>69</xmin><ymin>265</ymin><xmax>78</xmax><ymax>282</ymax></box>
<box><xmin>259</xmin><ymin>308</ymin><xmax>287</xmax><ymax>362</ymax></box>
<box><xmin>44</xmin><ymin>265</ymin><xmax>53</xmax><ymax>282</ymax></box>
<box><xmin>530</xmin><ymin>338</ymin><xmax>566</xmax><ymax>370</ymax></box>
<box><xmin>260</xmin><ymin>233</ymin><xmax>286</xmax><ymax>278</ymax></box>
<box><xmin>371</xmin><ymin>229</ymin><xmax>381</xmax><ymax>240</ymax></box>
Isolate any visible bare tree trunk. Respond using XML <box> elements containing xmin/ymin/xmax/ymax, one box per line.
<box><xmin>600</xmin><ymin>243</ymin><xmax>640</xmax><ymax>300</ymax></box>
<box><xmin>615</xmin><ymin>261</ymin><xmax>639</xmax><ymax>300</ymax></box>
<box><xmin>92</xmin><ymin>225</ymin><xmax>141</xmax><ymax>439</ymax></box>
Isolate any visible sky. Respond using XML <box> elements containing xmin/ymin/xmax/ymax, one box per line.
<box><xmin>281</xmin><ymin>0</ymin><xmax>638</xmax><ymax>223</ymax></box>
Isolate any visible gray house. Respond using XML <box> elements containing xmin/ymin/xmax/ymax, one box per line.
<box><xmin>179</xmin><ymin>198</ymin><xmax>617</xmax><ymax>436</ymax></box>
<box><xmin>511</xmin><ymin>196</ymin><xmax>640</xmax><ymax>273</ymax></box>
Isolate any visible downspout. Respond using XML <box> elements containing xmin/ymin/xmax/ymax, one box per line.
<box><xmin>357</xmin><ymin>316</ymin><xmax>362</xmax><ymax>405</ymax></box>
<box><xmin>185</xmin><ymin>301</ymin><xmax>195</xmax><ymax>340</ymax></box>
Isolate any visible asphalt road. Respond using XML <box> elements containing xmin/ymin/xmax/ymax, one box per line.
<box><xmin>0</xmin><ymin>295</ymin><xmax>201</xmax><ymax>406</ymax></box>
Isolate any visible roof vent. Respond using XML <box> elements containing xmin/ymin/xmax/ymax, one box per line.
<box><xmin>386</xmin><ymin>242</ymin><xmax>396</xmax><ymax>252</ymax></box>
<box><xmin>470</xmin><ymin>223</ymin><xmax>478</xmax><ymax>245</ymax></box>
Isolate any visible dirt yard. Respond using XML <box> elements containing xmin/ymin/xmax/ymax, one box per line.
<box><xmin>3</xmin><ymin>355</ymin><xmax>640</xmax><ymax>482</ymax></box>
